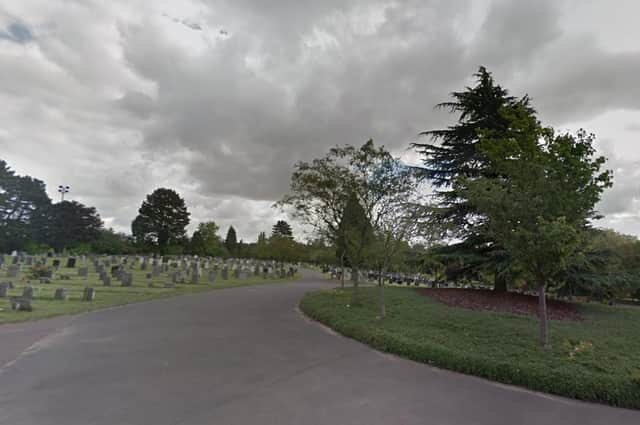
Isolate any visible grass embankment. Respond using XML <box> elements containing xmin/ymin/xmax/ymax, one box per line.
<box><xmin>1</xmin><ymin>259</ymin><xmax>298</xmax><ymax>325</ymax></box>
<box><xmin>300</xmin><ymin>286</ymin><xmax>640</xmax><ymax>409</ymax></box>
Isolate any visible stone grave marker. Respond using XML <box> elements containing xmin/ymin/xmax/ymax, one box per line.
<box><xmin>66</xmin><ymin>257</ymin><xmax>76</xmax><ymax>268</ymax></box>
<box><xmin>82</xmin><ymin>287</ymin><xmax>96</xmax><ymax>301</ymax></box>
<box><xmin>11</xmin><ymin>297</ymin><xmax>32</xmax><ymax>311</ymax></box>
<box><xmin>22</xmin><ymin>286</ymin><xmax>34</xmax><ymax>299</ymax></box>
<box><xmin>54</xmin><ymin>288</ymin><xmax>67</xmax><ymax>300</ymax></box>
<box><xmin>52</xmin><ymin>259</ymin><xmax>61</xmax><ymax>269</ymax></box>
<box><xmin>208</xmin><ymin>270</ymin><xmax>217</xmax><ymax>283</ymax></box>
<box><xmin>0</xmin><ymin>283</ymin><xmax>8</xmax><ymax>298</ymax></box>
<box><xmin>78</xmin><ymin>267</ymin><xmax>89</xmax><ymax>278</ymax></box>
<box><xmin>7</xmin><ymin>265</ymin><xmax>19</xmax><ymax>278</ymax></box>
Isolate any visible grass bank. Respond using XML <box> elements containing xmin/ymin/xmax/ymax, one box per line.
<box><xmin>300</xmin><ymin>286</ymin><xmax>640</xmax><ymax>409</ymax></box>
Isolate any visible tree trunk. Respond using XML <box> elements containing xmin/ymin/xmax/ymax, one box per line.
<box><xmin>494</xmin><ymin>270</ymin><xmax>508</xmax><ymax>292</ymax></box>
<box><xmin>340</xmin><ymin>253</ymin><xmax>345</xmax><ymax>289</ymax></box>
<box><xmin>378</xmin><ymin>267</ymin><xmax>386</xmax><ymax>318</ymax></box>
<box><xmin>538</xmin><ymin>281</ymin><xmax>550</xmax><ymax>350</ymax></box>
<box><xmin>351</xmin><ymin>265</ymin><xmax>359</xmax><ymax>305</ymax></box>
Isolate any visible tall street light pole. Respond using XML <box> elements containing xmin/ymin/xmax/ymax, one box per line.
<box><xmin>58</xmin><ymin>185</ymin><xmax>70</xmax><ymax>202</ymax></box>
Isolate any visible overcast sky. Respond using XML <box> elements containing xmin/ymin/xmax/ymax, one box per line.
<box><xmin>1</xmin><ymin>0</ymin><xmax>639</xmax><ymax>240</ymax></box>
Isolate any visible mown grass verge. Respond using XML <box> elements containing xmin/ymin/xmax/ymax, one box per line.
<box><xmin>300</xmin><ymin>286</ymin><xmax>640</xmax><ymax>409</ymax></box>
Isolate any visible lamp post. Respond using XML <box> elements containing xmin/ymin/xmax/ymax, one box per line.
<box><xmin>58</xmin><ymin>185</ymin><xmax>70</xmax><ymax>202</ymax></box>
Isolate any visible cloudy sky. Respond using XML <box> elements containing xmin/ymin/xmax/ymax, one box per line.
<box><xmin>1</xmin><ymin>0</ymin><xmax>639</xmax><ymax>240</ymax></box>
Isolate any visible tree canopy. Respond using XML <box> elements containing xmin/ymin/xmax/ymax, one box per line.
<box><xmin>224</xmin><ymin>226</ymin><xmax>238</xmax><ymax>256</ymax></box>
<box><xmin>132</xmin><ymin>188</ymin><xmax>190</xmax><ymax>252</ymax></box>
<box><xmin>0</xmin><ymin>159</ymin><xmax>51</xmax><ymax>252</ymax></box>
<box><xmin>271</xmin><ymin>220</ymin><xmax>293</xmax><ymax>239</ymax></box>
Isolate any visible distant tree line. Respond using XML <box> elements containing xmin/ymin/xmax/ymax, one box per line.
<box><xmin>0</xmin><ymin>166</ymin><xmax>333</xmax><ymax>262</ymax></box>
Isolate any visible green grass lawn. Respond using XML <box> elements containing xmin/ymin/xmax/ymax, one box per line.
<box><xmin>300</xmin><ymin>286</ymin><xmax>640</xmax><ymax>409</ymax></box>
<box><xmin>1</xmin><ymin>258</ymin><xmax>298</xmax><ymax>325</ymax></box>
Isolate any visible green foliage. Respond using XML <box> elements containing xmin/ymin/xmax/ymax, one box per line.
<box><xmin>29</xmin><ymin>263</ymin><xmax>53</xmax><ymax>279</ymax></box>
<box><xmin>412</xmin><ymin>68</ymin><xmax>539</xmax><ymax>290</ymax></box>
<box><xmin>337</xmin><ymin>191</ymin><xmax>373</xmax><ymax>273</ymax></box>
<box><xmin>301</xmin><ymin>287</ymin><xmax>640</xmax><ymax>409</ymax></box>
<box><xmin>557</xmin><ymin>229</ymin><xmax>640</xmax><ymax>299</ymax></box>
<box><xmin>224</xmin><ymin>226</ymin><xmax>238</xmax><ymax>256</ymax></box>
<box><xmin>132</xmin><ymin>188</ymin><xmax>190</xmax><ymax>252</ymax></box>
<box><xmin>191</xmin><ymin>221</ymin><xmax>227</xmax><ymax>257</ymax></box>
<box><xmin>0</xmin><ymin>159</ymin><xmax>51</xmax><ymax>252</ymax></box>
<box><xmin>90</xmin><ymin>229</ymin><xmax>136</xmax><ymax>255</ymax></box>
<box><xmin>271</xmin><ymin>220</ymin><xmax>293</xmax><ymax>239</ymax></box>
<box><xmin>465</xmin><ymin>115</ymin><xmax>612</xmax><ymax>290</ymax></box>
<box><xmin>38</xmin><ymin>201</ymin><xmax>104</xmax><ymax>252</ymax></box>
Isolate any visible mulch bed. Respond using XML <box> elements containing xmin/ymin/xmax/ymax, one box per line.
<box><xmin>416</xmin><ymin>288</ymin><xmax>582</xmax><ymax>321</ymax></box>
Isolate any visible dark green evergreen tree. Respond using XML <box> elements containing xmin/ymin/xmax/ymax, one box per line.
<box><xmin>39</xmin><ymin>201</ymin><xmax>103</xmax><ymax>251</ymax></box>
<box><xmin>224</xmin><ymin>225</ymin><xmax>238</xmax><ymax>256</ymax></box>
<box><xmin>0</xmin><ymin>159</ymin><xmax>51</xmax><ymax>252</ymax></box>
<box><xmin>271</xmin><ymin>220</ymin><xmax>293</xmax><ymax>239</ymax></box>
<box><xmin>412</xmin><ymin>67</ymin><xmax>536</xmax><ymax>291</ymax></box>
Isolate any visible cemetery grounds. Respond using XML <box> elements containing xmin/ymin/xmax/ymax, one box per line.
<box><xmin>0</xmin><ymin>254</ymin><xmax>299</xmax><ymax>325</ymax></box>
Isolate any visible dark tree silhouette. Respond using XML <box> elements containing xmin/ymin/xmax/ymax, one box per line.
<box><xmin>0</xmin><ymin>159</ymin><xmax>51</xmax><ymax>251</ymax></box>
<box><xmin>39</xmin><ymin>201</ymin><xmax>103</xmax><ymax>251</ymax></box>
<box><xmin>224</xmin><ymin>225</ymin><xmax>238</xmax><ymax>255</ymax></box>
<box><xmin>412</xmin><ymin>67</ymin><xmax>537</xmax><ymax>291</ymax></box>
<box><xmin>271</xmin><ymin>220</ymin><xmax>293</xmax><ymax>239</ymax></box>
<box><xmin>132</xmin><ymin>188</ymin><xmax>190</xmax><ymax>252</ymax></box>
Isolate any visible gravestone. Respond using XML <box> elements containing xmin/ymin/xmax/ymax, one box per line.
<box><xmin>221</xmin><ymin>268</ymin><xmax>229</xmax><ymax>280</ymax></box>
<box><xmin>110</xmin><ymin>265</ymin><xmax>120</xmax><ymax>277</ymax></box>
<box><xmin>66</xmin><ymin>258</ymin><xmax>76</xmax><ymax>268</ymax></box>
<box><xmin>191</xmin><ymin>270</ymin><xmax>199</xmax><ymax>284</ymax></box>
<box><xmin>54</xmin><ymin>288</ymin><xmax>67</xmax><ymax>300</ymax></box>
<box><xmin>0</xmin><ymin>283</ymin><xmax>8</xmax><ymax>298</ymax></box>
<box><xmin>208</xmin><ymin>270</ymin><xmax>217</xmax><ymax>283</ymax></box>
<box><xmin>102</xmin><ymin>276</ymin><xmax>111</xmax><ymax>286</ymax></box>
<box><xmin>152</xmin><ymin>266</ymin><xmax>162</xmax><ymax>278</ymax></box>
<box><xmin>7</xmin><ymin>265</ymin><xmax>19</xmax><ymax>278</ymax></box>
<box><xmin>121</xmin><ymin>273</ymin><xmax>133</xmax><ymax>287</ymax></box>
<box><xmin>171</xmin><ymin>272</ymin><xmax>182</xmax><ymax>284</ymax></box>
<box><xmin>82</xmin><ymin>287</ymin><xmax>96</xmax><ymax>301</ymax></box>
<box><xmin>11</xmin><ymin>297</ymin><xmax>32</xmax><ymax>312</ymax></box>
<box><xmin>78</xmin><ymin>267</ymin><xmax>89</xmax><ymax>278</ymax></box>
<box><xmin>52</xmin><ymin>259</ymin><xmax>61</xmax><ymax>268</ymax></box>
<box><xmin>22</xmin><ymin>286</ymin><xmax>34</xmax><ymax>299</ymax></box>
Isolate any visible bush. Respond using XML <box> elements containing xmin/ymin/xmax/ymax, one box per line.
<box><xmin>29</xmin><ymin>264</ymin><xmax>53</xmax><ymax>279</ymax></box>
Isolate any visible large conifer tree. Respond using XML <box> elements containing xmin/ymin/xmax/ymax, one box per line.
<box><xmin>412</xmin><ymin>67</ymin><xmax>537</xmax><ymax>291</ymax></box>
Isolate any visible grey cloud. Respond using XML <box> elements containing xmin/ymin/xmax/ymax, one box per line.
<box><xmin>470</xmin><ymin>0</ymin><xmax>562</xmax><ymax>67</ymax></box>
<box><xmin>0</xmin><ymin>22</ymin><xmax>33</xmax><ymax>43</ymax></box>
<box><xmin>3</xmin><ymin>0</ymin><xmax>640</xmax><ymax>237</ymax></box>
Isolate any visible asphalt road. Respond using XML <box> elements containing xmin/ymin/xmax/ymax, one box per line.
<box><xmin>0</xmin><ymin>270</ymin><xmax>638</xmax><ymax>425</ymax></box>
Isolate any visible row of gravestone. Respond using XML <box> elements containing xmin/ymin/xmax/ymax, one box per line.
<box><xmin>1</xmin><ymin>282</ymin><xmax>96</xmax><ymax>312</ymax></box>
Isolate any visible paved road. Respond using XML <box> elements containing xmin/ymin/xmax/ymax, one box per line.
<box><xmin>1</xmin><ymin>271</ymin><xmax>638</xmax><ymax>425</ymax></box>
